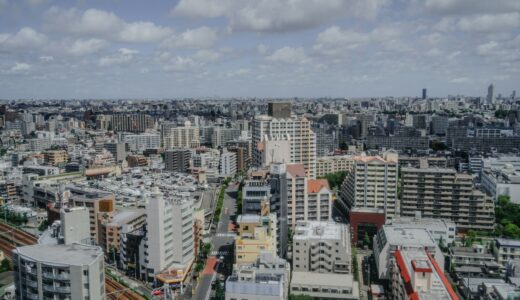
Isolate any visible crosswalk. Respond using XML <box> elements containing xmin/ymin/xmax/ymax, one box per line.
<box><xmin>211</xmin><ymin>251</ymin><xmax>229</xmax><ymax>256</ymax></box>
<box><xmin>216</xmin><ymin>233</ymin><xmax>236</xmax><ymax>237</ymax></box>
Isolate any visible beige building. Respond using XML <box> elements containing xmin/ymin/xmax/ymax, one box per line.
<box><xmin>44</xmin><ymin>150</ymin><xmax>68</xmax><ymax>166</ymax></box>
<box><xmin>286</xmin><ymin>164</ymin><xmax>333</xmax><ymax>228</ymax></box>
<box><xmin>401</xmin><ymin>167</ymin><xmax>495</xmax><ymax>231</ymax></box>
<box><xmin>340</xmin><ymin>151</ymin><xmax>399</xmax><ymax>220</ymax></box>
<box><xmin>99</xmin><ymin>209</ymin><xmax>146</xmax><ymax>257</ymax></box>
<box><xmin>163</xmin><ymin>121</ymin><xmax>200</xmax><ymax>149</ymax></box>
<box><xmin>316</xmin><ymin>155</ymin><xmax>355</xmax><ymax>177</ymax></box>
<box><xmin>293</xmin><ymin>221</ymin><xmax>351</xmax><ymax>274</ymax></box>
<box><xmin>235</xmin><ymin>214</ymin><xmax>277</xmax><ymax>266</ymax></box>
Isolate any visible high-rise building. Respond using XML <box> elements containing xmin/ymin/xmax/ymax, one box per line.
<box><xmin>422</xmin><ymin>88</ymin><xmax>427</xmax><ymax>99</ymax></box>
<box><xmin>219</xmin><ymin>151</ymin><xmax>237</xmax><ymax>176</ymax></box>
<box><xmin>487</xmin><ymin>83</ymin><xmax>496</xmax><ymax>105</ymax></box>
<box><xmin>211</xmin><ymin>127</ymin><xmax>241</xmax><ymax>148</ymax></box>
<box><xmin>339</xmin><ymin>151</ymin><xmax>399</xmax><ymax>220</ymax></box>
<box><xmin>110</xmin><ymin>114</ymin><xmax>154</xmax><ymax>133</ymax></box>
<box><xmin>253</xmin><ymin>109</ymin><xmax>316</xmax><ymax>177</ymax></box>
<box><xmin>141</xmin><ymin>187</ymin><xmax>194</xmax><ymax>282</ymax></box>
<box><xmin>401</xmin><ymin>167</ymin><xmax>495</xmax><ymax>231</ymax></box>
<box><xmin>268</xmin><ymin>163</ymin><xmax>289</xmax><ymax>259</ymax></box>
<box><xmin>13</xmin><ymin>243</ymin><xmax>105</xmax><ymax>300</ymax></box>
<box><xmin>162</xmin><ymin>121</ymin><xmax>200</xmax><ymax>149</ymax></box>
<box><xmin>165</xmin><ymin>149</ymin><xmax>192</xmax><ymax>173</ymax></box>
<box><xmin>122</xmin><ymin>133</ymin><xmax>160</xmax><ymax>152</ymax></box>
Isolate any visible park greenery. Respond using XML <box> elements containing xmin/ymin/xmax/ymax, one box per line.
<box><xmin>236</xmin><ymin>180</ymin><xmax>244</xmax><ymax>214</ymax></box>
<box><xmin>495</xmin><ymin>195</ymin><xmax>520</xmax><ymax>239</ymax></box>
<box><xmin>319</xmin><ymin>171</ymin><xmax>348</xmax><ymax>190</ymax></box>
<box><xmin>0</xmin><ymin>207</ymin><xmax>29</xmax><ymax>226</ymax></box>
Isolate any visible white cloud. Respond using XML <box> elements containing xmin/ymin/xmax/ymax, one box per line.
<box><xmin>413</xmin><ymin>0</ymin><xmax>520</xmax><ymax>15</ymax></box>
<box><xmin>66</xmin><ymin>38</ymin><xmax>107</xmax><ymax>56</ymax></box>
<box><xmin>450</xmin><ymin>77</ymin><xmax>470</xmax><ymax>83</ymax></box>
<box><xmin>457</xmin><ymin>13</ymin><xmax>520</xmax><ymax>32</ymax></box>
<box><xmin>476</xmin><ymin>41</ymin><xmax>499</xmax><ymax>55</ymax></box>
<box><xmin>44</xmin><ymin>7</ymin><xmax>172</xmax><ymax>43</ymax></box>
<box><xmin>0</xmin><ymin>27</ymin><xmax>46</xmax><ymax>50</ymax></box>
<box><xmin>163</xmin><ymin>56</ymin><xmax>199</xmax><ymax>72</ymax></box>
<box><xmin>99</xmin><ymin>48</ymin><xmax>139</xmax><ymax>67</ymax></box>
<box><xmin>39</xmin><ymin>55</ymin><xmax>54</xmax><ymax>62</ymax></box>
<box><xmin>172</xmin><ymin>0</ymin><xmax>389</xmax><ymax>33</ymax></box>
<box><xmin>10</xmin><ymin>62</ymin><xmax>31</xmax><ymax>72</ymax></box>
<box><xmin>161</xmin><ymin>26</ymin><xmax>218</xmax><ymax>49</ymax></box>
<box><xmin>193</xmin><ymin>49</ymin><xmax>222</xmax><ymax>62</ymax></box>
<box><xmin>314</xmin><ymin>26</ymin><xmax>401</xmax><ymax>56</ymax></box>
<box><xmin>266</xmin><ymin>47</ymin><xmax>308</xmax><ymax>64</ymax></box>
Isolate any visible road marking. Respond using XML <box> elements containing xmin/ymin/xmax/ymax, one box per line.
<box><xmin>216</xmin><ymin>233</ymin><xmax>236</xmax><ymax>237</ymax></box>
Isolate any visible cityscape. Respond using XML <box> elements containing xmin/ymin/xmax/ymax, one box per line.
<box><xmin>0</xmin><ymin>1</ymin><xmax>520</xmax><ymax>300</ymax></box>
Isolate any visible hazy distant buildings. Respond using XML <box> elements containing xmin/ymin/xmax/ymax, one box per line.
<box><xmin>422</xmin><ymin>88</ymin><xmax>427</xmax><ymax>100</ymax></box>
<box><xmin>487</xmin><ymin>84</ymin><xmax>496</xmax><ymax>105</ymax></box>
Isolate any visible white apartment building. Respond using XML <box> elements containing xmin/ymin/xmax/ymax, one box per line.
<box><xmin>13</xmin><ymin>243</ymin><xmax>105</xmax><ymax>300</ymax></box>
<box><xmin>123</xmin><ymin>133</ymin><xmax>160</xmax><ymax>152</ymax></box>
<box><xmin>481</xmin><ymin>166</ymin><xmax>520</xmax><ymax>204</ymax></box>
<box><xmin>339</xmin><ymin>151</ymin><xmax>398</xmax><ymax>220</ymax></box>
<box><xmin>494</xmin><ymin>238</ymin><xmax>520</xmax><ymax>266</ymax></box>
<box><xmin>219</xmin><ymin>151</ymin><xmax>237</xmax><ymax>177</ymax></box>
<box><xmin>253</xmin><ymin>115</ymin><xmax>316</xmax><ymax>178</ymax></box>
<box><xmin>316</xmin><ymin>155</ymin><xmax>355</xmax><ymax>178</ymax></box>
<box><xmin>140</xmin><ymin>187</ymin><xmax>194</xmax><ymax>281</ymax></box>
<box><xmin>389</xmin><ymin>217</ymin><xmax>456</xmax><ymax>245</ymax></box>
<box><xmin>163</xmin><ymin>121</ymin><xmax>200</xmax><ymax>149</ymax></box>
<box><xmin>290</xmin><ymin>272</ymin><xmax>359</xmax><ymax>300</ymax></box>
<box><xmin>293</xmin><ymin>221</ymin><xmax>351</xmax><ymax>274</ymax></box>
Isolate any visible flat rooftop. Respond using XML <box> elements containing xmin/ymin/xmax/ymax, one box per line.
<box><xmin>382</xmin><ymin>226</ymin><xmax>436</xmax><ymax>247</ymax></box>
<box><xmin>14</xmin><ymin>243</ymin><xmax>103</xmax><ymax>266</ymax></box>
<box><xmin>294</xmin><ymin>221</ymin><xmax>346</xmax><ymax>241</ymax></box>
<box><xmin>291</xmin><ymin>271</ymin><xmax>356</xmax><ymax>289</ymax></box>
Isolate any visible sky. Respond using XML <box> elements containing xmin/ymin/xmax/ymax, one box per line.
<box><xmin>0</xmin><ymin>0</ymin><xmax>519</xmax><ymax>99</ymax></box>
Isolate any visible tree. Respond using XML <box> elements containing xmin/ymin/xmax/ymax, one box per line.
<box><xmin>504</xmin><ymin>224</ymin><xmax>520</xmax><ymax>239</ymax></box>
<box><xmin>0</xmin><ymin>259</ymin><xmax>11</xmax><ymax>272</ymax></box>
<box><xmin>363</xmin><ymin>232</ymin><xmax>371</xmax><ymax>248</ymax></box>
<box><xmin>289</xmin><ymin>295</ymin><xmax>313</xmax><ymax>300</ymax></box>
<box><xmin>464</xmin><ymin>230</ymin><xmax>477</xmax><ymax>247</ymax></box>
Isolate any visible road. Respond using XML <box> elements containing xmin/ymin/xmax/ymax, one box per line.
<box><xmin>193</xmin><ymin>183</ymin><xmax>238</xmax><ymax>300</ymax></box>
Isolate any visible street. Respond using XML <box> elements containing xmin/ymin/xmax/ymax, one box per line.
<box><xmin>193</xmin><ymin>183</ymin><xmax>238</xmax><ymax>300</ymax></box>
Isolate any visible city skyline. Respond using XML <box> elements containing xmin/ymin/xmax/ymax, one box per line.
<box><xmin>0</xmin><ymin>0</ymin><xmax>519</xmax><ymax>99</ymax></box>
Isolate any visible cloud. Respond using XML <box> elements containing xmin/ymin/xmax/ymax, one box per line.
<box><xmin>0</xmin><ymin>27</ymin><xmax>46</xmax><ymax>51</ymax></box>
<box><xmin>476</xmin><ymin>41</ymin><xmax>500</xmax><ymax>55</ymax></box>
<box><xmin>10</xmin><ymin>62</ymin><xmax>31</xmax><ymax>72</ymax></box>
<box><xmin>44</xmin><ymin>7</ymin><xmax>172</xmax><ymax>43</ymax></box>
<box><xmin>266</xmin><ymin>47</ymin><xmax>308</xmax><ymax>64</ymax></box>
<box><xmin>450</xmin><ymin>77</ymin><xmax>470</xmax><ymax>83</ymax></box>
<box><xmin>412</xmin><ymin>0</ymin><xmax>520</xmax><ymax>15</ymax></box>
<box><xmin>99</xmin><ymin>48</ymin><xmax>139</xmax><ymax>67</ymax></box>
<box><xmin>457</xmin><ymin>13</ymin><xmax>520</xmax><ymax>32</ymax></box>
<box><xmin>163</xmin><ymin>56</ymin><xmax>199</xmax><ymax>72</ymax></box>
<box><xmin>39</xmin><ymin>55</ymin><xmax>54</xmax><ymax>62</ymax></box>
<box><xmin>160</xmin><ymin>26</ymin><xmax>218</xmax><ymax>49</ymax></box>
<box><xmin>65</xmin><ymin>38</ymin><xmax>107</xmax><ymax>56</ymax></box>
<box><xmin>314</xmin><ymin>26</ymin><xmax>401</xmax><ymax>56</ymax></box>
<box><xmin>192</xmin><ymin>49</ymin><xmax>222</xmax><ymax>62</ymax></box>
<box><xmin>172</xmin><ymin>0</ymin><xmax>389</xmax><ymax>33</ymax></box>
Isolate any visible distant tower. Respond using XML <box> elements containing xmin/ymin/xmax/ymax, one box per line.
<box><xmin>487</xmin><ymin>84</ymin><xmax>495</xmax><ymax>105</ymax></box>
<box><xmin>512</xmin><ymin>90</ymin><xmax>516</xmax><ymax>99</ymax></box>
<box><xmin>422</xmin><ymin>88</ymin><xmax>427</xmax><ymax>100</ymax></box>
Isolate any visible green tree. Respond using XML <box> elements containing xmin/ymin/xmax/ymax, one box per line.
<box><xmin>289</xmin><ymin>295</ymin><xmax>313</xmax><ymax>300</ymax></box>
<box><xmin>0</xmin><ymin>259</ymin><xmax>11</xmax><ymax>272</ymax></box>
<box><xmin>504</xmin><ymin>224</ymin><xmax>520</xmax><ymax>239</ymax></box>
<box><xmin>363</xmin><ymin>232</ymin><xmax>371</xmax><ymax>248</ymax></box>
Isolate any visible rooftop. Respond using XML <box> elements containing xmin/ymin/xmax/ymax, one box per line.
<box><xmin>294</xmin><ymin>221</ymin><xmax>346</xmax><ymax>241</ymax></box>
<box><xmin>14</xmin><ymin>243</ymin><xmax>103</xmax><ymax>266</ymax></box>
<box><xmin>381</xmin><ymin>226</ymin><xmax>437</xmax><ymax>247</ymax></box>
<box><xmin>291</xmin><ymin>271</ymin><xmax>356</xmax><ymax>289</ymax></box>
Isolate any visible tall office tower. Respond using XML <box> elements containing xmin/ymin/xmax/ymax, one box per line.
<box><xmin>163</xmin><ymin>121</ymin><xmax>200</xmax><ymax>149</ymax></box>
<box><xmin>292</xmin><ymin>221</ymin><xmax>352</xmax><ymax>274</ymax></box>
<box><xmin>253</xmin><ymin>105</ymin><xmax>316</xmax><ymax>178</ymax></box>
<box><xmin>400</xmin><ymin>167</ymin><xmax>495</xmax><ymax>231</ymax></box>
<box><xmin>164</xmin><ymin>149</ymin><xmax>192</xmax><ymax>173</ymax></box>
<box><xmin>339</xmin><ymin>151</ymin><xmax>399</xmax><ymax>220</ymax></box>
<box><xmin>141</xmin><ymin>187</ymin><xmax>194</xmax><ymax>281</ymax></box>
<box><xmin>111</xmin><ymin>114</ymin><xmax>154</xmax><ymax>133</ymax></box>
<box><xmin>269</xmin><ymin>163</ymin><xmax>289</xmax><ymax>259</ymax></box>
<box><xmin>104</xmin><ymin>142</ymin><xmax>127</xmax><ymax>163</ymax></box>
<box><xmin>13</xmin><ymin>243</ymin><xmax>105</xmax><ymax>300</ymax></box>
<box><xmin>268</xmin><ymin>102</ymin><xmax>292</xmax><ymax>118</ymax></box>
<box><xmin>422</xmin><ymin>88</ymin><xmax>427</xmax><ymax>99</ymax></box>
<box><xmin>487</xmin><ymin>83</ymin><xmax>496</xmax><ymax>105</ymax></box>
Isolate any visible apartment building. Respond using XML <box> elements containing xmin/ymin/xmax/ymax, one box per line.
<box><xmin>141</xmin><ymin>187</ymin><xmax>194</xmax><ymax>283</ymax></box>
<box><xmin>293</xmin><ymin>221</ymin><xmax>351</xmax><ymax>274</ymax></box>
<box><xmin>494</xmin><ymin>238</ymin><xmax>520</xmax><ymax>266</ymax></box>
<box><xmin>290</xmin><ymin>272</ymin><xmax>359</xmax><ymax>300</ymax></box>
<box><xmin>252</xmin><ymin>104</ymin><xmax>316</xmax><ymax>178</ymax></box>
<box><xmin>43</xmin><ymin>150</ymin><xmax>68</xmax><ymax>166</ymax></box>
<box><xmin>219</xmin><ymin>151</ymin><xmax>237</xmax><ymax>176</ymax></box>
<box><xmin>122</xmin><ymin>133</ymin><xmax>160</xmax><ymax>152</ymax></box>
<box><xmin>401</xmin><ymin>167</ymin><xmax>495</xmax><ymax>231</ymax></box>
<box><xmin>163</xmin><ymin>121</ymin><xmax>200</xmax><ymax>149</ymax></box>
<box><xmin>69</xmin><ymin>188</ymin><xmax>115</xmax><ymax>244</ymax></box>
<box><xmin>390</xmin><ymin>248</ymin><xmax>457</xmax><ymax>300</ymax></box>
<box><xmin>339</xmin><ymin>151</ymin><xmax>399</xmax><ymax>220</ymax></box>
<box><xmin>315</xmin><ymin>155</ymin><xmax>355</xmax><ymax>178</ymax></box>
<box><xmin>104</xmin><ymin>142</ymin><xmax>127</xmax><ymax>163</ymax></box>
<box><xmin>99</xmin><ymin>209</ymin><xmax>146</xmax><ymax>259</ymax></box>
<box><xmin>110</xmin><ymin>113</ymin><xmax>153</xmax><ymax>133</ymax></box>
<box><xmin>13</xmin><ymin>243</ymin><xmax>105</xmax><ymax>300</ymax></box>
<box><xmin>481</xmin><ymin>166</ymin><xmax>520</xmax><ymax>204</ymax></box>
<box><xmin>164</xmin><ymin>149</ymin><xmax>192</xmax><ymax>173</ymax></box>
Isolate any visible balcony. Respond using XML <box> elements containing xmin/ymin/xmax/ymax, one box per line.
<box><xmin>43</xmin><ymin>284</ymin><xmax>71</xmax><ymax>293</ymax></box>
<box><xmin>25</xmin><ymin>279</ymin><xmax>38</xmax><ymax>288</ymax></box>
<box><xmin>26</xmin><ymin>292</ymin><xmax>39</xmax><ymax>300</ymax></box>
<box><xmin>43</xmin><ymin>272</ymin><xmax>70</xmax><ymax>280</ymax></box>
